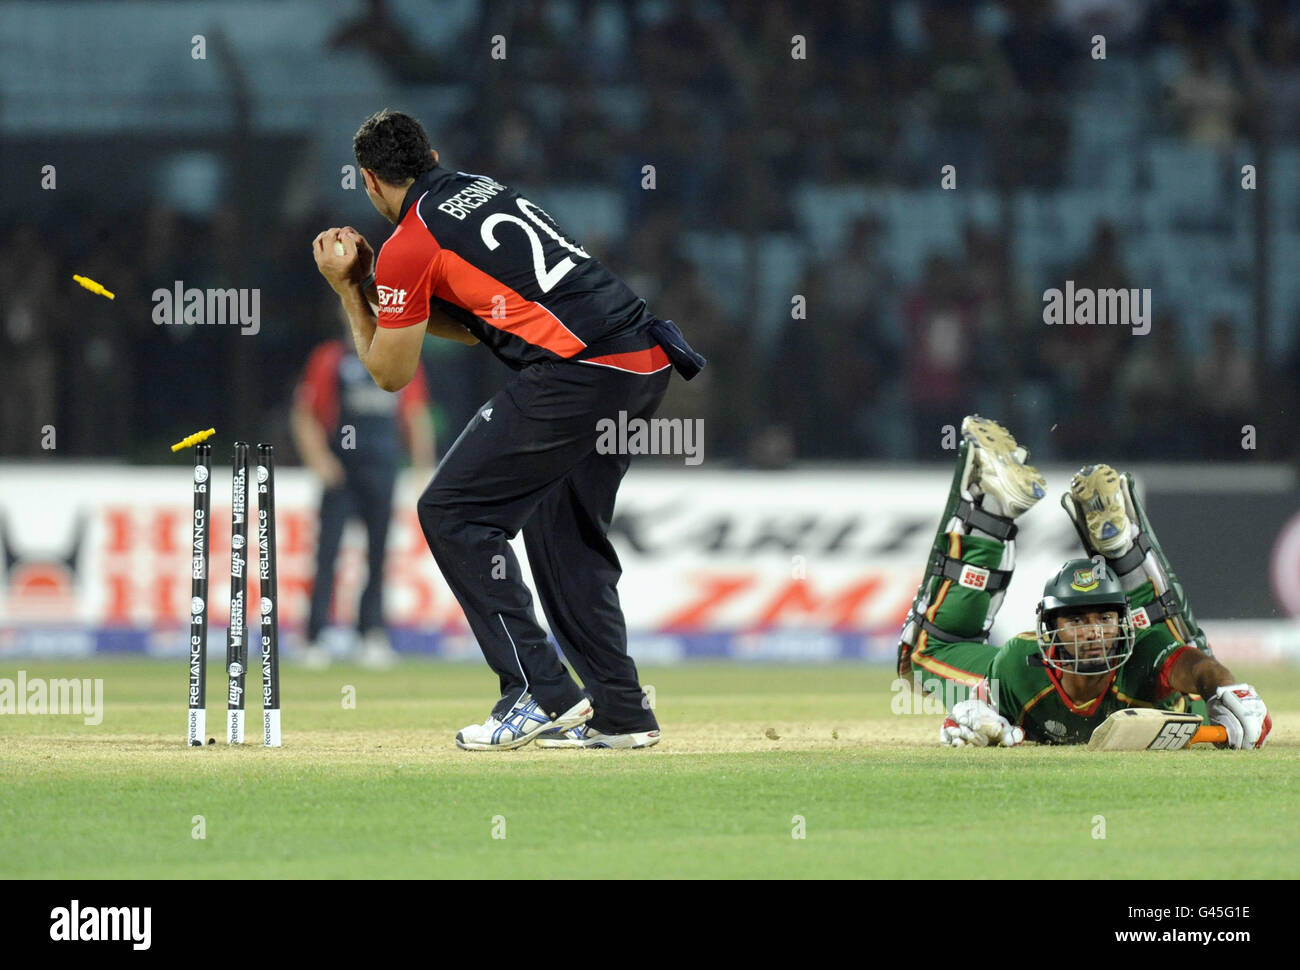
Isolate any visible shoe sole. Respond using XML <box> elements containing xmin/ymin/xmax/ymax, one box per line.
<box><xmin>536</xmin><ymin>730</ymin><xmax>661</xmax><ymax>749</ymax></box>
<box><xmin>456</xmin><ymin>698</ymin><xmax>594</xmax><ymax>751</ymax></box>
<box><xmin>961</xmin><ymin>416</ymin><xmax>1046</xmax><ymax>515</ymax></box>
<box><xmin>1069</xmin><ymin>464</ymin><xmax>1130</xmax><ymax>552</ymax></box>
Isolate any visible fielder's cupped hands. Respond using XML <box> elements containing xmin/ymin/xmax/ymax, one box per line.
<box><xmin>312</xmin><ymin>227</ymin><xmax>374</xmax><ymax>292</ymax></box>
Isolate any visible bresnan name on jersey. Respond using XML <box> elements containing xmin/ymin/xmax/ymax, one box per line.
<box><xmin>437</xmin><ymin>176</ymin><xmax>508</xmax><ymax>220</ymax></box>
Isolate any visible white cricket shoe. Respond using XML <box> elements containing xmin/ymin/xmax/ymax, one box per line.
<box><xmin>358</xmin><ymin>630</ymin><xmax>399</xmax><ymax>669</ymax></box>
<box><xmin>1068</xmin><ymin>463</ymin><xmax>1135</xmax><ymax>557</ymax></box>
<box><xmin>961</xmin><ymin>415</ymin><xmax>1046</xmax><ymax>518</ymax></box>
<box><xmin>455</xmin><ymin>693</ymin><xmax>593</xmax><ymax>751</ymax></box>
<box><xmin>535</xmin><ymin>725</ymin><xmax>661</xmax><ymax>749</ymax></box>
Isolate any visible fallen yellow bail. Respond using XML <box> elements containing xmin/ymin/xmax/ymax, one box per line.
<box><xmin>171</xmin><ymin>428</ymin><xmax>216</xmax><ymax>452</ymax></box>
<box><xmin>73</xmin><ymin>274</ymin><xmax>115</xmax><ymax>300</ymax></box>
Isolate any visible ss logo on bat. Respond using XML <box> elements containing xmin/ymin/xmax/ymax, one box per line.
<box><xmin>1147</xmin><ymin>720</ymin><xmax>1198</xmax><ymax>749</ymax></box>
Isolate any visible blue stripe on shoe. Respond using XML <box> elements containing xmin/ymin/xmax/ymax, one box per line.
<box><xmin>491</xmin><ymin>699</ymin><xmax>552</xmax><ymax>744</ymax></box>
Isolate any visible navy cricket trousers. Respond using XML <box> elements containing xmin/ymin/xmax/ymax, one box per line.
<box><xmin>307</xmin><ymin>462</ymin><xmax>397</xmax><ymax>642</ymax></box>
<box><xmin>417</xmin><ymin>355</ymin><xmax>669</xmax><ymax>733</ymax></box>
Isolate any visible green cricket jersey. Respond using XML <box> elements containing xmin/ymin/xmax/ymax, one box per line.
<box><xmin>908</xmin><ymin>534</ymin><xmax>1204</xmax><ymax>744</ymax></box>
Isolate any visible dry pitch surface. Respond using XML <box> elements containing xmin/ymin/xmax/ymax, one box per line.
<box><xmin>2</xmin><ymin>661</ymin><xmax>1297</xmax><ymax>878</ymax></box>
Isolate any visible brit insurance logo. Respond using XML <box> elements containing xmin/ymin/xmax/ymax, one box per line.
<box><xmin>377</xmin><ymin>285</ymin><xmax>408</xmax><ymax>314</ymax></box>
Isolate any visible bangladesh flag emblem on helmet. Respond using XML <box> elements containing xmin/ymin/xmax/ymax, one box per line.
<box><xmin>1071</xmin><ymin>567</ymin><xmax>1100</xmax><ymax>591</ymax></box>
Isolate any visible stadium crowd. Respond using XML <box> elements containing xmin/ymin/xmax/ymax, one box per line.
<box><xmin>2</xmin><ymin>0</ymin><xmax>1297</xmax><ymax>463</ymax></box>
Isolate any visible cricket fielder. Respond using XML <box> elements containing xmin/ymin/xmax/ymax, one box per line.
<box><xmin>896</xmin><ymin>416</ymin><xmax>1272</xmax><ymax>748</ymax></box>
<box><xmin>312</xmin><ymin>110</ymin><xmax>705</xmax><ymax>750</ymax></box>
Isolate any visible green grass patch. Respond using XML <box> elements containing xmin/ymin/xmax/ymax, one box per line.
<box><xmin>2</xmin><ymin>661</ymin><xmax>1296</xmax><ymax>878</ymax></box>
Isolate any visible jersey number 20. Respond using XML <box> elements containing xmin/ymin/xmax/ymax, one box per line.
<box><xmin>480</xmin><ymin>198</ymin><xmax>590</xmax><ymax>293</ymax></box>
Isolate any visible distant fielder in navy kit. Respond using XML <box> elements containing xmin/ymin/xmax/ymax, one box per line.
<box><xmin>312</xmin><ymin>109</ymin><xmax>705</xmax><ymax>750</ymax></box>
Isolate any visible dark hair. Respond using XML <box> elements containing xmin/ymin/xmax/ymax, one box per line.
<box><xmin>353</xmin><ymin>109</ymin><xmax>436</xmax><ymax>184</ymax></box>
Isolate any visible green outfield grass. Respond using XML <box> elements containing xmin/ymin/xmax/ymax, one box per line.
<box><xmin>2</xmin><ymin>661</ymin><xmax>1297</xmax><ymax>878</ymax></box>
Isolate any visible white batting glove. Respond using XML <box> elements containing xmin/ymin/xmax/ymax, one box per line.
<box><xmin>1207</xmin><ymin>683</ymin><xmax>1272</xmax><ymax>749</ymax></box>
<box><xmin>940</xmin><ymin>698</ymin><xmax>1025</xmax><ymax>748</ymax></box>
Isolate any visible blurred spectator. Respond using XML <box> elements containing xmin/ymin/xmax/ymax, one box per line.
<box><xmin>998</xmin><ymin>0</ymin><xmax>1075</xmax><ymax>186</ymax></box>
<box><xmin>964</xmin><ymin>223</ymin><xmax>1019</xmax><ymax>339</ymax></box>
<box><xmin>902</xmin><ymin>254</ymin><xmax>981</xmax><ymax>456</ymax></box>
<box><xmin>822</xmin><ymin>216</ymin><xmax>894</xmax><ymax>326</ymax></box>
<box><xmin>911</xmin><ymin>0</ymin><xmax>1015</xmax><ymax>185</ymax></box>
<box><xmin>1155</xmin><ymin>0</ymin><xmax>1237</xmax><ymax>46</ymax></box>
<box><xmin>1116</xmin><ymin>314</ymin><xmax>1196</xmax><ymax>458</ymax></box>
<box><xmin>638</xmin><ymin>0</ymin><xmax>732</xmax><ymax>98</ymax></box>
<box><xmin>1193</xmin><ymin>317</ymin><xmax>1258</xmax><ymax>457</ymax></box>
<box><xmin>486</xmin><ymin>108</ymin><xmax>552</xmax><ymax>186</ymax></box>
<box><xmin>766</xmin><ymin>263</ymin><xmax>837</xmax><ymax>459</ymax></box>
<box><xmin>555</xmin><ymin>81</ymin><xmax>616</xmax><ymax>181</ymax></box>
<box><xmin>1056</xmin><ymin>0</ymin><xmax>1153</xmax><ymax>44</ymax></box>
<box><xmin>327</xmin><ymin>0</ymin><xmax>442</xmax><ymax>83</ymax></box>
<box><xmin>0</xmin><ymin>227</ymin><xmax>59</xmax><ymax>457</ymax></box>
<box><xmin>803</xmin><ymin>217</ymin><xmax>898</xmax><ymax>457</ymax></box>
<box><xmin>1165</xmin><ymin>41</ymin><xmax>1242</xmax><ymax>149</ymax></box>
<box><xmin>1043</xmin><ymin>222</ymin><xmax>1134</xmax><ymax>454</ymax></box>
<box><xmin>652</xmin><ymin>255</ymin><xmax>737</xmax><ymax>454</ymax></box>
<box><xmin>1258</xmin><ymin>0</ymin><xmax>1300</xmax><ymax>145</ymax></box>
<box><xmin>619</xmin><ymin>88</ymin><xmax>710</xmax><ymax>228</ymax></box>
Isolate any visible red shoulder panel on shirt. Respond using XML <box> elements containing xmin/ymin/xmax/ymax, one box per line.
<box><xmin>375</xmin><ymin>195</ymin><xmax>441</xmax><ymax>328</ymax></box>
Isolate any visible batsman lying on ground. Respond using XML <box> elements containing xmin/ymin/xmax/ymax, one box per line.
<box><xmin>896</xmin><ymin>416</ymin><xmax>1272</xmax><ymax>749</ymax></box>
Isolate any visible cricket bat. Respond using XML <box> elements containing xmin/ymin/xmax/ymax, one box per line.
<box><xmin>1087</xmin><ymin>708</ymin><xmax>1228</xmax><ymax>750</ymax></box>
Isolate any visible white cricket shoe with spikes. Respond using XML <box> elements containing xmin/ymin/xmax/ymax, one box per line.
<box><xmin>1068</xmin><ymin>463</ymin><xmax>1136</xmax><ymax>557</ymax></box>
<box><xmin>960</xmin><ymin>415</ymin><xmax>1047</xmax><ymax>519</ymax></box>
<box><xmin>456</xmin><ymin>693</ymin><xmax>593</xmax><ymax>751</ymax></box>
